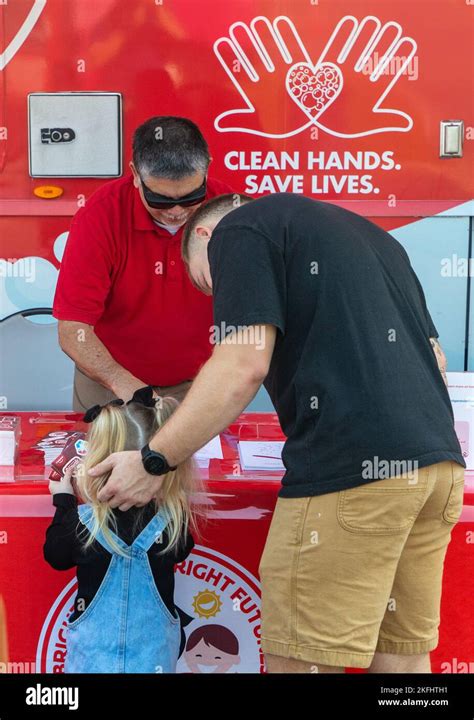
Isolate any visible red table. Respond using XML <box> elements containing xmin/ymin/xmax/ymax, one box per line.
<box><xmin>0</xmin><ymin>412</ymin><xmax>472</xmax><ymax>674</ymax></box>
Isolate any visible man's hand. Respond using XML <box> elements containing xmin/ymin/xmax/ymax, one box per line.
<box><xmin>58</xmin><ymin>320</ymin><xmax>147</xmax><ymax>403</ymax></box>
<box><xmin>90</xmin><ymin>451</ymin><xmax>163</xmax><ymax>511</ymax></box>
<box><xmin>111</xmin><ymin>379</ymin><xmax>153</xmax><ymax>403</ymax></box>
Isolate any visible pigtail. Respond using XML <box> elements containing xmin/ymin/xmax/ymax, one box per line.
<box><xmin>151</xmin><ymin>397</ymin><xmax>207</xmax><ymax>556</ymax></box>
<box><xmin>76</xmin><ymin>404</ymin><xmax>129</xmax><ymax>556</ymax></box>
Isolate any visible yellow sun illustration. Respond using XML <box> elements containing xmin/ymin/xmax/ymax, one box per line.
<box><xmin>192</xmin><ymin>589</ymin><xmax>223</xmax><ymax>618</ymax></box>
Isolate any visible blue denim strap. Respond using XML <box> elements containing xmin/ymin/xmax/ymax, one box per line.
<box><xmin>77</xmin><ymin>503</ymin><xmax>132</xmax><ymax>556</ymax></box>
<box><xmin>131</xmin><ymin>508</ymin><xmax>171</xmax><ymax>553</ymax></box>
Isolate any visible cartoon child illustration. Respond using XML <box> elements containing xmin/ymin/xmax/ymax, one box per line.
<box><xmin>184</xmin><ymin>625</ymin><xmax>241</xmax><ymax>673</ymax></box>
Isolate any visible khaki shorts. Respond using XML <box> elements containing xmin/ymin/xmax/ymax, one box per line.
<box><xmin>259</xmin><ymin>460</ymin><xmax>465</xmax><ymax>669</ymax></box>
<box><xmin>72</xmin><ymin>365</ymin><xmax>192</xmax><ymax>412</ymax></box>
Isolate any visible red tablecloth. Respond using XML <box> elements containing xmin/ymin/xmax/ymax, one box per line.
<box><xmin>0</xmin><ymin>412</ymin><xmax>472</xmax><ymax>674</ymax></box>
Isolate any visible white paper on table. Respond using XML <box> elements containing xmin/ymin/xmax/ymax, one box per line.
<box><xmin>0</xmin><ymin>416</ymin><xmax>19</xmax><ymax>467</ymax></box>
<box><xmin>447</xmin><ymin>372</ymin><xmax>474</xmax><ymax>470</ymax></box>
<box><xmin>447</xmin><ymin>371</ymin><xmax>474</xmax><ymax>403</ymax></box>
<box><xmin>238</xmin><ymin>441</ymin><xmax>285</xmax><ymax>471</ymax></box>
<box><xmin>0</xmin><ymin>430</ymin><xmax>16</xmax><ymax>466</ymax></box>
<box><xmin>193</xmin><ymin>435</ymin><xmax>223</xmax><ymax>467</ymax></box>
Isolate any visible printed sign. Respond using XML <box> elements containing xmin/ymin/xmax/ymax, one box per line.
<box><xmin>36</xmin><ymin>547</ymin><xmax>264</xmax><ymax>674</ymax></box>
<box><xmin>213</xmin><ymin>14</ymin><xmax>418</xmax><ymax>198</ymax></box>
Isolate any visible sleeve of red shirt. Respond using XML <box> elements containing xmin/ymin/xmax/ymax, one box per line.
<box><xmin>53</xmin><ymin>205</ymin><xmax>115</xmax><ymax>326</ymax></box>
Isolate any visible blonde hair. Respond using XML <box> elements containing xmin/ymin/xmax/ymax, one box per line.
<box><xmin>75</xmin><ymin>397</ymin><xmax>204</xmax><ymax>557</ymax></box>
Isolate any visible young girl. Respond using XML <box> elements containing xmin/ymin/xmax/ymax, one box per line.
<box><xmin>44</xmin><ymin>386</ymin><xmax>201</xmax><ymax>674</ymax></box>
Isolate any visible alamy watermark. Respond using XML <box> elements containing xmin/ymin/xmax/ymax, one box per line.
<box><xmin>362</xmin><ymin>456</ymin><xmax>419</xmax><ymax>482</ymax></box>
<box><xmin>25</xmin><ymin>683</ymin><xmax>79</xmax><ymax>711</ymax></box>
<box><xmin>0</xmin><ymin>661</ymin><xmax>36</xmax><ymax>673</ymax></box>
<box><xmin>0</xmin><ymin>257</ymin><xmax>36</xmax><ymax>283</ymax></box>
<box><xmin>361</xmin><ymin>51</ymin><xmax>419</xmax><ymax>81</ymax></box>
<box><xmin>209</xmin><ymin>322</ymin><xmax>266</xmax><ymax>349</ymax></box>
<box><xmin>441</xmin><ymin>255</ymin><xmax>474</xmax><ymax>277</ymax></box>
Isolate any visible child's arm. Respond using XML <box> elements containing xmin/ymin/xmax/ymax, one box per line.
<box><xmin>43</xmin><ymin>468</ymin><xmax>81</xmax><ymax>570</ymax></box>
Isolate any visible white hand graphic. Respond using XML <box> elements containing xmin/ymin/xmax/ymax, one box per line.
<box><xmin>213</xmin><ymin>15</ymin><xmax>315</xmax><ymax>138</ymax></box>
<box><xmin>289</xmin><ymin>15</ymin><xmax>418</xmax><ymax>138</ymax></box>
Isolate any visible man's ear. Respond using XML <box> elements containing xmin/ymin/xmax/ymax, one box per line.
<box><xmin>195</xmin><ymin>225</ymin><xmax>212</xmax><ymax>241</ymax></box>
<box><xmin>129</xmin><ymin>162</ymin><xmax>139</xmax><ymax>186</ymax></box>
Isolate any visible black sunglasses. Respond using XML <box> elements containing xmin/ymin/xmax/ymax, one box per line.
<box><xmin>139</xmin><ymin>175</ymin><xmax>207</xmax><ymax>209</ymax></box>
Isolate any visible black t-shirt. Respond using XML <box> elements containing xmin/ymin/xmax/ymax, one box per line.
<box><xmin>208</xmin><ymin>192</ymin><xmax>465</xmax><ymax>498</ymax></box>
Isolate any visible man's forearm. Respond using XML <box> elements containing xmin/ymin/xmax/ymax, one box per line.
<box><xmin>58</xmin><ymin>321</ymin><xmax>143</xmax><ymax>396</ymax></box>
<box><xmin>430</xmin><ymin>337</ymin><xmax>448</xmax><ymax>387</ymax></box>
<box><xmin>148</xmin><ymin>352</ymin><xmax>264</xmax><ymax>466</ymax></box>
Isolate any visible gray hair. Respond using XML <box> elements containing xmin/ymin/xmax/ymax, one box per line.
<box><xmin>132</xmin><ymin>116</ymin><xmax>210</xmax><ymax>180</ymax></box>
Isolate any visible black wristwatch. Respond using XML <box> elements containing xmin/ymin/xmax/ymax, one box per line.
<box><xmin>140</xmin><ymin>444</ymin><xmax>177</xmax><ymax>475</ymax></box>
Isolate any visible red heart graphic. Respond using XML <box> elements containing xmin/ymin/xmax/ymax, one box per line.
<box><xmin>286</xmin><ymin>62</ymin><xmax>343</xmax><ymax>121</ymax></box>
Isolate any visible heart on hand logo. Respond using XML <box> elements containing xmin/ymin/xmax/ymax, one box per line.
<box><xmin>286</xmin><ymin>62</ymin><xmax>343</xmax><ymax>122</ymax></box>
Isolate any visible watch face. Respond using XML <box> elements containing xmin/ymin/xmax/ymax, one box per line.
<box><xmin>144</xmin><ymin>453</ymin><xmax>166</xmax><ymax>475</ymax></box>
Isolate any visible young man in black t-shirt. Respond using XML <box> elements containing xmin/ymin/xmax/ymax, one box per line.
<box><xmin>91</xmin><ymin>192</ymin><xmax>465</xmax><ymax>675</ymax></box>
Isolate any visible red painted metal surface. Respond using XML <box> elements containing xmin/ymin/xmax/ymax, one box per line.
<box><xmin>0</xmin><ymin>0</ymin><xmax>472</xmax><ymax>674</ymax></box>
<box><xmin>0</xmin><ymin>412</ymin><xmax>472</xmax><ymax>673</ymax></box>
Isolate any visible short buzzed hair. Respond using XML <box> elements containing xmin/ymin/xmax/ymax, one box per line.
<box><xmin>181</xmin><ymin>193</ymin><xmax>253</xmax><ymax>262</ymax></box>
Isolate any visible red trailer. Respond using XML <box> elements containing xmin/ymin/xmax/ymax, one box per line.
<box><xmin>0</xmin><ymin>0</ymin><xmax>472</xmax><ymax>676</ymax></box>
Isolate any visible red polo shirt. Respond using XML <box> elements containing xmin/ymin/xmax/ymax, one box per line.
<box><xmin>53</xmin><ymin>175</ymin><xmax>233</xmax><ymax>385</ymax></box>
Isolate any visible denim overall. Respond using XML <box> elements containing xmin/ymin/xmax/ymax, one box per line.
<box><xmin>64</xmin><ymin>503</ymin><xmax>181</xmax><ymax>673</ymax></box>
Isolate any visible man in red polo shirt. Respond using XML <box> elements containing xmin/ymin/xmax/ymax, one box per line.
<box><xmin>53</xmin><ymin>116</ymin><xmax>233</xmax><ymax>410</ymax></box>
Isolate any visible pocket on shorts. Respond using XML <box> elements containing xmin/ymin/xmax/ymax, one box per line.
<box><xmin>442</xmin><ymin>464</ymin><xmax>465</xmax><ymax>525</ymax></box>
<box><xmin>337</xmin><ymin>474</ymin><xmax>428</xmax><ymax>536</ymax></box>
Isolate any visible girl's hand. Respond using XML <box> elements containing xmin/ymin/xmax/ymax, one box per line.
<box><xmin>48</xmin><ymin>466</ymin><xmax>76</xmax><ymax>496</ymax></box>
